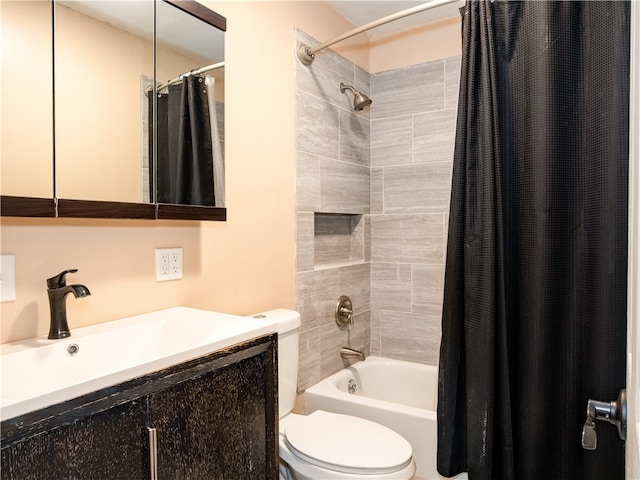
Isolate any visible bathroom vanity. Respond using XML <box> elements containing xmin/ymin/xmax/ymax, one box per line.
<box><xmin>0</xmin><ymin>310</ymin><xmax>278</xmax><ymax>479</ymax></box>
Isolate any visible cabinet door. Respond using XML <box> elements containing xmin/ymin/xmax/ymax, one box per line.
<box><xmin>1</xmin><ymin>398</ymin><xmax>148</xmax><ymax>479</ymax></box>
<box><xmin>150</xmin><ymin>355</ymin><xmax>273</xmax><ymax>480</ymax></box>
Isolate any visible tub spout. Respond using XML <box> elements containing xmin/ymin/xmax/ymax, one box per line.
<box><xmin>47</xmin><ymin>269</ymin><xmax>91</xmax><ymax>339</ymax></box>
<box><xmin>340</xmin><ymin>347</ymin><xmax>365</xmax><ymax>362</ymax></box>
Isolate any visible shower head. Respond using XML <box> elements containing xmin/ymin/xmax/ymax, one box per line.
<box><xmin>340</xmin><ymin>82</ymin><xmax>372</xmax><ymax>112</ymax></box>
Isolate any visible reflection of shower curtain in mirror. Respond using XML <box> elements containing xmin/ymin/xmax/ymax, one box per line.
<box><xmin>152</xmin><ymin>75</ymin><xmax>219</xmax><ymax>206</ymax></box>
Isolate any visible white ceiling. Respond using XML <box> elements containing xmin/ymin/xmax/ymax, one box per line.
<box><xmin>325</xmin><ymin>1</ymin><xmax>464</xmax><ymax>39</ymax></box>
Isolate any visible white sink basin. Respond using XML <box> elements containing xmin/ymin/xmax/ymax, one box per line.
<box><xmin>0</xmin><ymin>307</ymin><xmax>276</xmax><ymax>421</ymax></box>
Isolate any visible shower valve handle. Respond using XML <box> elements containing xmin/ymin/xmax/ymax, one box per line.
<box><xmin>335</xmin><ymin>295</ymin><xmax>353</xmax><ymax>327</ymax></box>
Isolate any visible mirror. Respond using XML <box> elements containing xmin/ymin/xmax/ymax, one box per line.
<box><xmin>53</xmin><ymin>0</ymin><xmax>225</xmax><ymax>207</ymax></box>
<box><xmin>154</xmin><ymin>0</ymin><xmax>225</xmax><ymax>207</ymax></box>
<box><xmin>1</xmin><ymin>1</ymin><xmax>54</xmax><ymax>199</ymax></box>
<box><xmin>54</xmin><ymin>0</ymin><xmax>154</xmax><ymax>204</ymax></box>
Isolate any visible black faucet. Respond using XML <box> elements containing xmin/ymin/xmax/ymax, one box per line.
<box><xmin>47</xmin><ymin>269</ymin><xmax>91</xmax><ymax>339</ymax></box>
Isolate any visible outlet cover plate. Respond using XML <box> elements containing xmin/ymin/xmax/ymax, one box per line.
<box><xmin>156</xmin><ymin>248</ymin><xmax>182</xmax><ymax>281</ymax></box>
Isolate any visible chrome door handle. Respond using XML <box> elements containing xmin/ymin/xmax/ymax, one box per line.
<box><xmin>581</xmin><ymin>389</ymin><xmax>627</xmax><ymax>450</ymax></box>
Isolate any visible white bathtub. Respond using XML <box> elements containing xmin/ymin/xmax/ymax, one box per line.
<box><xmin>304</xmin><ymin>356</ymin><xmax>468</xmax><ymax>480</ymax></box>
<box><xmin>1</xmin><ymin>307</ymin><xmax>277</xmax><ymax>421</ymax></box>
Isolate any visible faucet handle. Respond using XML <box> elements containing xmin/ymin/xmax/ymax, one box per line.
<box><xmin>47</xmin><ymin>269</ymin><xmax>79</xmax><ymax>289</ymax></box>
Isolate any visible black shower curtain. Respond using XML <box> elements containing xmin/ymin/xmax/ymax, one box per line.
<box><xmin>437</xmin><ymin>2</ymin><xmax>630</xmax><ymax>480</ymax></box>
<box><xmin>152</xmin><ymin>75</ymin><xmax>215</xmax><ymax>206</ymax></box>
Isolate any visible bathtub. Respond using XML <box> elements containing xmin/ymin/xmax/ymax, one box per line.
<box><xmin>304</xmin><ymin>356</ymin><xmax>468</xmax><ymax>480</ymax></box>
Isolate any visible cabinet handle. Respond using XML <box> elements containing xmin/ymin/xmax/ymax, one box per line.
<box><xmin>148</xmin><ymin>427</ymin><xmax>158</xmax><ymax>480</ymax></box>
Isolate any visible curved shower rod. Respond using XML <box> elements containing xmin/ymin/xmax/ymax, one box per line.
<box><xmin>158</xmin><ymin>61</ymin><xmax>225</xmax><ymax>91</ymax></box>
<box><xmin>298</xmin><ymin>0</ymin><xmax>461</xmax><ymax>65</ymax></box>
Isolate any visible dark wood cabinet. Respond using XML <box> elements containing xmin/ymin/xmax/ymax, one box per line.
<box><xmin>2</xmin><ymin>398</ymin><xmax>149</xmax><ymax>479</ymax></box>
<box><xmin>0</xmin><ymin>334</ymin><xmax>277</xmax><ymax>480</ymax></box>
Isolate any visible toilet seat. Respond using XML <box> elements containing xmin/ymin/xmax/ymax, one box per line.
<box><xmin>284</xmin><ymin>410</ymin><xmax>413</xmax><ymax>475</ymax></box>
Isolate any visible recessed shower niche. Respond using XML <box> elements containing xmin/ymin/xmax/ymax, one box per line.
<box><xmin>313</xmin><ymin>213</ymin><xmax>364</xmax><ymax>269</ymax></box>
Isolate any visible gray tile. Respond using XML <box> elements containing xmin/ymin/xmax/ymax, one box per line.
<box><xmin>349</xmin><ymin>215</ymin><xmax>366</xmax><ymax>263</ymax></box>
<box><xmin>371</xmin><ymin>214</ymin><xmax>444</xmax><ymax>263</ymax></box>
<box><xmin>314</xmin><ymin>214</ymin><xmax>352</xmax><ymax>265</ymax></box>
<box><xmin>320</xmin><ymin>158</ymin><xmax>370</xmax><ymax>213</ymax></box>
<box><xmin>383</xmin><ymin>162</ymin><xmax>452</xmax><ymax>214</ymax></box>
<box><xmin>371</xmin><ymin>262</ymin><xmax>411</xmax><ymax>312</ymax></box>
<box><xmin>293</xmin><ymin>44</ymin><xmax>460</xmax><ymax>377</ymax></box>
<box><xmin>319</xmin><ymin>321</ymin><xmax>349</xmax><ymax>379</ymax></box>
<box><xmin>338</xmin><ymin>263</ymin><xmax>371</xmax><ymax>313</ymax></box>
<box><xmin>296</xmin><ymin>212</ymin><xmax>314</xmax><ymax>272</ymax></box>
<box><xmin>355</xmin><ymin>64</ymin><xmax>371</xmax><ymax>102</ymax></box>
<box><xmin>352</xmin><ymin>63</ymin><xmax>372</xmax><ymax>120</ymax></box>
<box><xmin>350</xmin><ymin>310</ymin><xmax>372</xmax><ymax>355</ymax></box>
<box><xmin>370</xmin><ymin>168</ymin><xmax>384</xmax><ymax>214</ymax></box>
<box><xmin>296</xmin><ymin>89</ymin><xmax>339</xmax><ymax>158</ymax></box>
<box><xmin>379</xmin><ymin>310</ymin><xmax>441</xmax><ymax>364</ymax></box>
<box><xmin>296</xmin><ymin>29</ymin><xmax>355</xmax><ymax>107</ymax></box>
<box><xmin>413</xmin><ymin>109</ymin><xmax>456</xmax><ymax>164</ymax></box>
<box><xmin>445</xmin><ymin>55</ymin><xmax>462</xmax><ymax>110</ymax></box>
<box><xmin>370</xmin><ymin>310</ymin><xmax>381</xmax><ymax>356</ymax></box>
<box><xmin>296</xmin><ymin>269</ymin><xmax>340</xmax><ymax>329</ymax></box>
<box><xmin>412</xmin><ymin>264</ymin><xmax>445</xmax><ymax>315</ymax></box>
<box><xmin>296</xmin><ymin>151</ymin><xmax>320</xmax><ymax>212</ymax></box>
<box><xmin>364</xmin><ymin>215</ymin><xmax>372</xmax><ymax>263</ymax></box>
<box><xmin>371</xmin><ymin>60</ymin><xmax>445</xmax><ymax>119</ymax></box>
<box><xmin>339</xmin><ymin>109</ymin><xmax>370</xmax><ymax>167</ymax></box>
<box><xmin>314</xmin><ymin>213</ymin><xmax>364</xmax><ymax>266</ymax></box>
<box><xmin>371</xmin><ymin>116</ymin><xmax>413</xmax><ymax>167</ymax></box>
<box><xmin>298</xmin><ymin>326</ymin><xmax>321</xmax><ymax>391</ymax></box>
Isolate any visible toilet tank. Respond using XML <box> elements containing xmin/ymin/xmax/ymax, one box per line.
<box><xmin>249</xmin><ymin>309</ymin><xmax>300</xmax><ymax>418</ymax></box>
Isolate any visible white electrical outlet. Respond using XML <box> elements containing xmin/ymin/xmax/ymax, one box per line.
<box><xmin>156</xmin><ymin>248</ymin><xmax>182</xmax><ymax>281</ymax></box>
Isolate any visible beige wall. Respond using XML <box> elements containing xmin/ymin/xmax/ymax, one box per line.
<box><xmin>369</xmin><ymin>16</ymin><xmax>461</xmax><ymax>72</ymax></box>
<box><xmin>0</xmin><ymin>0</ymin><xmax>460</xmax><ymax>345</ymax></box>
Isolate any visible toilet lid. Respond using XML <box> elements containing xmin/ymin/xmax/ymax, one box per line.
<box><xmin>284</xmin><ymin>410</ymin><xmax>413</xmax><ymax>475</ymax></box>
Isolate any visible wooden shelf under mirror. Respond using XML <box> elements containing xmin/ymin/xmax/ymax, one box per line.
<box><xmin>157</xmin><ymin>203</ymin><xmax>226</xmax><ymax>221</ymax></box>
<box><xmin>56</xmin><ymin>199</ymin><xmax>157</xmax><ymax>220</ymax></box>
<box><xmin>1</xmin><ymin>196</ymin><xmax>226</xmax><ymax>222</ymax></box>
<box><xmin>0</xmin><ymin>196</ymin><xmax>56</xmax><ymax>218</ymax></box>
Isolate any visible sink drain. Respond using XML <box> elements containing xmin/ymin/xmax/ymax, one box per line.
<box><xmin>67</xmin><ymin>343</ymin><xmax>79</xmax><ymax>356</ymax></box>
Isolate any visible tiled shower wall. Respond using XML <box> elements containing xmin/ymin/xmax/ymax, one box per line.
<box><xmin>295</xmin><ymin>30</ymin><xmax>372</xmax><ymax>391</ymax></box>
<box><xmin>295</xmin><ymin>29</ymin><xmax>460</xmax><ymax>390</ymax></box>
<box><xmin>369</xmin><ymin>57</ymin><xmax>460</xmax><ymax>365</ymax></box>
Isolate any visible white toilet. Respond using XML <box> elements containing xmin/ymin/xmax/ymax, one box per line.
<box><xmin>252</xmin><ymin>309</ymin><xmax>417</xmax><ymax>480</ymax></box>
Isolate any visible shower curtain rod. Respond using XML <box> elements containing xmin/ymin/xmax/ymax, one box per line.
<box><xmin>298</xmin><ymin>0</ymin><xmax>461</xmax><ymax>65</ymax></box>
<box><xmin>158</xmin><ymin>61</ymin><xmax>225</xmax><ymax>91</ymax></box>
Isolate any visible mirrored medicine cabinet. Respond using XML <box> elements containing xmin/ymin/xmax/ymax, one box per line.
<box><xmin>1</xmin><ymin>0</ymin><xmax>226</xmax><ymax>221</ymax></box>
